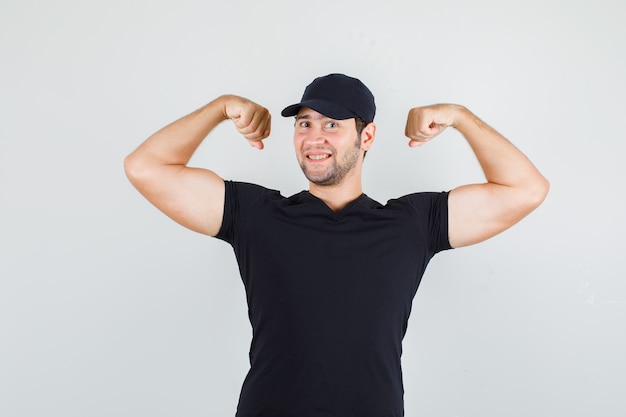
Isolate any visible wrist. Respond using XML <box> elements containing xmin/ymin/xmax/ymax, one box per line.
<box><xmin>213</xmin><ymin>95</ymin><xmax>233</xmax><ymax>121</ymax></box>
<box><xmin>450</xmin><ymin>105</ymin><xmax>469</xmax><ymax>129</ymax></box>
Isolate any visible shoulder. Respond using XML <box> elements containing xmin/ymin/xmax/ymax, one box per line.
<box><xmin>225</xmin><ymin>180</ymin><xmax>279</xmax><ymax>194</ymax></box>
<box><xmin>384</xmin><ymin>191</ymin><xmax>450</xmax><ymax>213</ymax></box>
<box><xmin>224</xmin><ymin>180</ymin><xmax>283</xmax><ymax>205</ymax></box>
<box><xmin>222</xmin><ymin>181</ymin><xmax>320</xmax><ymax>220</ymax></box>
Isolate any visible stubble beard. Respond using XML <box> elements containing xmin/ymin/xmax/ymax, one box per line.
<box><xmin>300</xmin><ymin>136</ymin><xmax>362</xmax><ymax>186</ymax></box>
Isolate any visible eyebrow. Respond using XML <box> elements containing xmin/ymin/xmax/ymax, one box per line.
<box><xmin>295</xmin><ymin>113</ymin><xmax>337</xmax><ymax>121</ymax></box>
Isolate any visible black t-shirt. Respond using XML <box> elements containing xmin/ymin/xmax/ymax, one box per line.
<box><xmin>217</xmin><ymin>181</ymin><xmax>451</xmax><ymax>417</ymax></box>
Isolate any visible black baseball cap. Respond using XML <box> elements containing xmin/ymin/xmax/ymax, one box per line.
<box><xmin>281</xmin><ymin>73</ymin><xmax>376</xmax><ymax>123</ymax></box>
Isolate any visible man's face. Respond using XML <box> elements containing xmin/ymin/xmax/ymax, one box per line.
<box><xmin>293</xmin><ymin>108</ymin><xmax>363</xmax><ymax>186</ymax></box>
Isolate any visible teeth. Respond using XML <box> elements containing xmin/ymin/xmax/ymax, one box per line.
<box><xmin>309</xmin><ymin>154</ymin><xmax>329</xmax><ymax>160</ymax></box>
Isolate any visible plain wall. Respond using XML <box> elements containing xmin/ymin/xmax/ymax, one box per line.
<box><xmin>1</xmin><ymin>0</ymin><xmax>624</xmax><ymax>416</ymax></box>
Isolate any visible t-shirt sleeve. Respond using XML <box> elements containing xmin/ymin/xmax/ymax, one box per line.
<box><xmin>215</xmin><ymin>180</ymin><xmax>276</xmax><ymax>244</ymax></box>
<box><xmin>405</xmin><ymin>191</ymin><xmax>452</xmax><ymax>255</ymax></box>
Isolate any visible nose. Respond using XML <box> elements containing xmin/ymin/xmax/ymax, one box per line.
<box><xmin>303</xmin><ymin>126</ymin><xmax>326</xmax><ymax>145</ymax></box>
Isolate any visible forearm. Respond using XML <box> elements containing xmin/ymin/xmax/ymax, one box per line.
<box><xmin>453</xmin><ymin>106</ymin><xmax>549</xmax><ymax>195</ymax></box>
<box><xmin>125</xmin><ymin>96</ymin><xmax>229</xmax><ymax>171</ymax></box>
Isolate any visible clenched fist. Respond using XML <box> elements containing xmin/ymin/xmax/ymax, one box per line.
<box><xmin>222</xmin><ymin>95</ymin><xmax>272</xmax><ymax>149</ymax></box>
<box><xmin>404</xmin><ymin>104</ymin><xmax>461</xmax><ymax>147</ymax></box>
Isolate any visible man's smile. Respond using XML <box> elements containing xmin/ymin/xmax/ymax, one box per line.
<box><xmin>307</xmin><ymin>154</ymin><xmax>331</xmax><ymax>161</ymax></box>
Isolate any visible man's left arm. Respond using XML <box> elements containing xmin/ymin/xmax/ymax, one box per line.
<box><xmin>405</xmin><ymin>104</ymin><xmax>550</xmax><ymax>248</ymax></box>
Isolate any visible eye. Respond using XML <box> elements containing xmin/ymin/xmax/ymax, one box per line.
<box><xmin>325</xmin><ymin>121</ymin><xmax>338</xmax><ymax>129</ymax></box>
<box><xmin>298</xmin><ymin>121</ymin><xmax>310</xmax><ymax>128</ymax></box>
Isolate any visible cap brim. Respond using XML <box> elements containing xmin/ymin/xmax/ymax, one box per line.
<box><xmin>281</xmin><ymin>99</ymin><xmax>358</xmax><ymax>120</ymax></box>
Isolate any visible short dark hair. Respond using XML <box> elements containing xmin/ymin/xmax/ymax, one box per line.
<box><xmin>355</xmin><ymin>117</ymin><xmax>369</xmax><ymax>136</ymax></box>
<box><xmin>355</xmin><ymin>117</ymin><xmax>371</xmax><ymax>159</ymax></box>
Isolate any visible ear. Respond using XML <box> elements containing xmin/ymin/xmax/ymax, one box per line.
<box><xmin>360</xmin><ymin>122</ymin><xmax>376</xmax><ymax>151</ymax></box>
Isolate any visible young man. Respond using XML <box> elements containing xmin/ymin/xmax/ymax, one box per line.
<box><xmin>125</xmin><ymin>73</ymin><xmax>549</xmax><ymax>416</ymax></box>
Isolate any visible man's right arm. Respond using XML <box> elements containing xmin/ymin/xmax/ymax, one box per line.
<box><xmin>124</xmin><ymin>95</ymin><xmax>271</xmax><ymax>236</ymax></box>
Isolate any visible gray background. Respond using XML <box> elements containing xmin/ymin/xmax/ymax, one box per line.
<box><xmin>1</xmin><ymin>0</ymin><xmax>624</xmax><ymax>416</ymax></box>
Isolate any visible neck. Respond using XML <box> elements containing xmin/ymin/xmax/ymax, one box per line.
<box><xmin>308</xmin><ymin>174</ymin><xmax>363</xmax><ymax>212</ymax></box>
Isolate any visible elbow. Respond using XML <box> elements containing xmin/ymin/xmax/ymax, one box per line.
<box><xmin>536</xmin><ymin>175</ymin><xmax>550</xmax><ymax>203</ymax></box>
<box><xmin>124</xmin><ymin>152</ymin><xmax>147</xmax><ymax>187</ymax></box>
<box><xmin>124</xmin><ymin>153</ymin><xmax>136</xmax><ymax>182</ymax></box>
<box><xmin>526</xmin><ymin>175</ymin><xmax>550</xmax><ymax>210</ymax></box>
